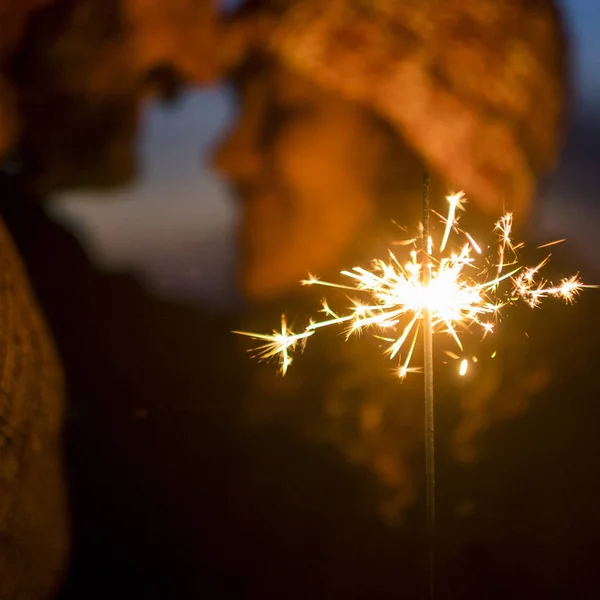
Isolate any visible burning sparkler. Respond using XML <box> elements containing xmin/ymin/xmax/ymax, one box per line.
<box><xmin>235</xmin><ymin>192</ymin><xmax>588</xmax><ymax>377</ymax></box>
<box><xmin>234</xmin><ymin>179</ymin><xmax>590</xmax><ymax>600</ymax></box>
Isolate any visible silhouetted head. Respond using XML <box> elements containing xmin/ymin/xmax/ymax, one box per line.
<box><xmin>214</xmin><ymin>0</ymin><xmax>567</xmax><ymax>301</ymax></box>
<box><xmin>1</xmin><ymin>0</ymin><xmax>219</xmax><ymax>193</ymax></box>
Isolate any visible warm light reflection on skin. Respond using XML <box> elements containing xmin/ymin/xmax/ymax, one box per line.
<box><xmin>236</xmin><ymin>191</ymin><xmax>591</xmax><ymax>377</ymax></box>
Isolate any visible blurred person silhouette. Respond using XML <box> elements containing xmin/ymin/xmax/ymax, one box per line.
<box><xmin>0</xmin><ymin>0</ymin><xmax>228</xmax><ymax>597</ymax></box>
<box><xmin>3</xmin><ymin>0</ymin><xmax>600</xmax><ymax>599</ymax></box>
<box><xmin>218</xmin><ymin>0</ymin><xmax>566</xmax><ymax>300</ymax></box>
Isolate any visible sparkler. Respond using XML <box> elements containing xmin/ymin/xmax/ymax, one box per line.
<box><xmin>235</xmin><ymin>182</ymin><xmax>590</xmax><ymax>599</ymax></box>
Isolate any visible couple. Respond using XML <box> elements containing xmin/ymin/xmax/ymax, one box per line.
<box><xmin>2</xmin><ymin>1</ymin><xmax>589</xmax><ymax>598</ymax></box>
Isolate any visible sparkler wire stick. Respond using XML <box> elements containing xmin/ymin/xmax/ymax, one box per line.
<box><xmin>421</xmin><ymin>173</ymin><xmax>435</xmax><ymax>600</ymax></box>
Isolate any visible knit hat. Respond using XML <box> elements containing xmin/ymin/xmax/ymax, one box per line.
<box><xmin>226</xmin><ymin>0</ymin><xmax>567</xmax><ymax>216</ymax></box>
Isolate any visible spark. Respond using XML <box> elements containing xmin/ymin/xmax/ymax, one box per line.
<box><xmin>233</xmin><ymin>315</ymin><xmax>313</xmax><ymax>375</ymax></box>
<box><xmin>538</xmin><ymin>239</ymin><xmax>566</xmax><ymax>249</ymax></box>
<box><xmin>236</xmin><ymin>191</ymin><xmax>590</xmax><ymax>377</ymax></box>
<box><xmin>440</xmin><ymin>191</ymin><xmax>466</xmax><ymax>252</ymax></box>
<box><xmin>495</xmin><ymin>213</ymin><xmax>514</xmax><ymax>276</ymax></box>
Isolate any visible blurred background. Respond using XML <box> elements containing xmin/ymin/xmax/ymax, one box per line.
<box><xmin>49</xmin><ymin>0</ymin><xmax>599</xmax><ymax>309</ymax></box>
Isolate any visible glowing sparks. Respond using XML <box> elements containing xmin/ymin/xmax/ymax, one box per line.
<box><xmin>538</xmin><ymin>239</ymin><xmax>566</xmax><ymax>249</ymax></box>
<box><xmin>233</xmin><ymin>315</ymin><xmax>313</xmax><ymax>375</ymax></box>
<box><xmin>236</xmin><ymin>191</ymin><xmax>590</xmax><ymax>378</ymax></box>
<box><xmin>440</xmin><ymin>191</ymin><xmax>466</xmax><ymax>252</ymax></box>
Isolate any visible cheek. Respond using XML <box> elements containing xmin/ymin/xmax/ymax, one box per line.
<box><xmin>243</xmin><ymin>193</ymin><xmax>288</xmax><ymax>249</ymax></box>
<box><xmin>274</xmin><ymin>117</ymin><xmax>372</xmax><ymax>199</ymax></box>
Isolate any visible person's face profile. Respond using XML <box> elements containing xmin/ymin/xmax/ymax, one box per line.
<box><xmin>213</xmin><ymin>59</ymin><xmax>396</xmax><ymax>302</ymax></box>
